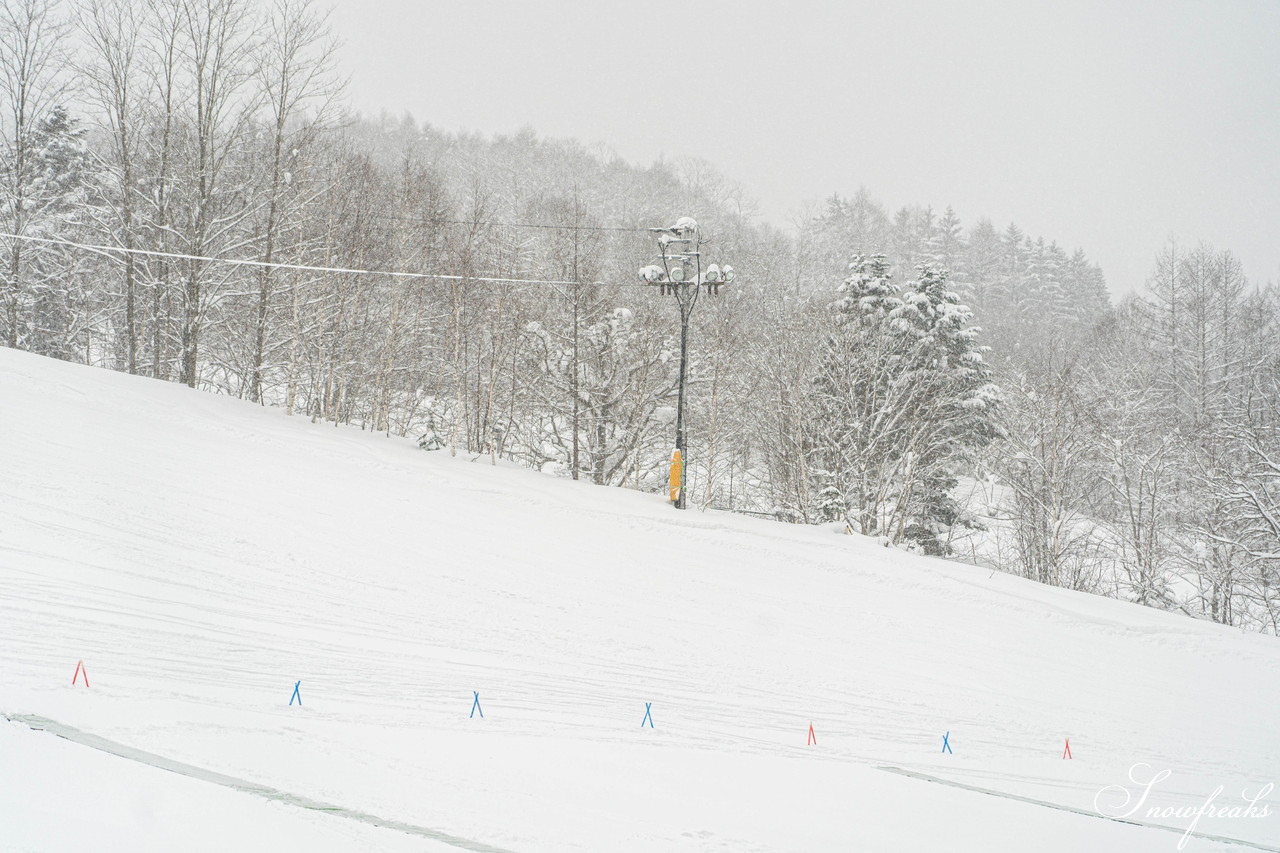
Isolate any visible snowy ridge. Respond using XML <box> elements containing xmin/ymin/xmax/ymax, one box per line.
<box><xmin>2</xmin><ymin>348</ymin><xmax>1278</xmax><ymax>852</ymax></box>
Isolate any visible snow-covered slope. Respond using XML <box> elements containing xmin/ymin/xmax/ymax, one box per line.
<box><xmin>2</xmin><ymin>348</ymin><xmax>1277</xmax><ymax>852</ymax></box>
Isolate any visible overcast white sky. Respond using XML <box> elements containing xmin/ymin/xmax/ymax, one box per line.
<box><xmin>326</xmin><ymin>0</ymin><xmax>1279</xmax><ymax>296</ymax></box>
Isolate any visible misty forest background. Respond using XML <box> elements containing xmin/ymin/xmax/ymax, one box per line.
<box><xmin>4</xmin><ymin>0</ymin><xmax>1280</xmax><ymax>633</ymax></box>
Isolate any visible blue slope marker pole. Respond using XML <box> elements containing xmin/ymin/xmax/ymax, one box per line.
<box><xmin>290</xmin><ymin>680</ymin><xmax>302</xmax><ymax>706</ymax></box>
<box><xmin>942</xmin><ymin>731</ymin><xmax>952</xmax><ymax>754</ymax></box>
<box><xmin>641</xmin><ymin>702</ymin><xmax>654</xmax><ymax>728</ymax></box>
<box><xmin>470</xmin><ymin>691</ymin><xmax>484</xmax><ymax>719</ymax></box>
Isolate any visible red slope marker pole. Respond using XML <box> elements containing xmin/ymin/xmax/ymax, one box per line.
<box><xmin>1063</xmin><ymin>738</ymin><xmax>1072</xmax><ymax>759</ymax></box>
<box><xmin>72</xmin><ymin>660</ymin><xmax>89</xmax><ymax>688</ymax></box>
<box><xmin>808</xmin><ymin>723</ymin><xmax>817</xmax><ymax>746</ymax></box>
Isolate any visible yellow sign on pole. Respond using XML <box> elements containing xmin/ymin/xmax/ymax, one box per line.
<box><xmin>668</xmin><ymin>449</ymin><xmax>683</xmax><ymax>503</ymax></box>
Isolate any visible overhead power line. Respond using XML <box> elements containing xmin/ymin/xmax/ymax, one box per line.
<box><xmin>0</xmin><ymin>232</ymin><xmax>642</xmax><ymax>288</ymax></box>
<box><xmin>372</xmin><ymin>215</ymin><xmax>651</xmax><ymax>234</ymax></box>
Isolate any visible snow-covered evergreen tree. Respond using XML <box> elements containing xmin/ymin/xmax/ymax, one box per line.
<box><xmin>16</xmin><ymin>105</ymin><xmax>99</xmax><ymax>360</ymax></box>
<box><xmin>810</xmin><ymin>254</ymin><xmax>999</xmax><ymax>553</ymax></box>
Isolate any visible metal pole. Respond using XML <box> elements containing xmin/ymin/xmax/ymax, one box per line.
<box><xmin>570</xmin><ymin>258</ymin><xmax>580</xmax><ymax>481</ymax></box>
<box><xmin>570</xmin><ymin>190</ymin><xmax>584</xmax><ymax>480</ymax></box>
<box><xmin>674</xmin><ymin>296</ymin><xmax>691</xmax><ymax>509</ymax></box>
<box><xmin>644</xmin><ymin>220</ymin><xmax>728</xmax><ymax>511</ymax></box>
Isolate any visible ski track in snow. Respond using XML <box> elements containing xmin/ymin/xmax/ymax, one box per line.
<box><xmin>3</xmin><ymin>713</ymin><xmax>516</xmax><ymax>853</ymax></box>
<box><xmin>876</xmin><ymin>765</ymin><xmax>1280</xmax><ymax>852</ymax></box>
<box><xmin>6</xmin><ymin>710</ymin><xmax>1276</xmax><ymax>852</ymax></box>
<box><xmin>2</xmin><ymin>349</ymin><xmax>1278</xmax><ymax>851</ymax></box>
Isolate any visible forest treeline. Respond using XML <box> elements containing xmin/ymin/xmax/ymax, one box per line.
<box><xmin>3</xmin><ymin>0</ymin><xmax>1278</xmax><ymax>632</ymax></box>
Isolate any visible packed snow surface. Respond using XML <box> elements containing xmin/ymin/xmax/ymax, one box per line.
<box><xmin>1</xmin><ymin>348</ymin><xmax>1277</xmax><ymax>852</ymax></box>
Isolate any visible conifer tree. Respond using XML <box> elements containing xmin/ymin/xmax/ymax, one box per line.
<box><xmin>810</xmin><ymin>254</ymin><xmax>999</xmax><ymax>552</ymax></box>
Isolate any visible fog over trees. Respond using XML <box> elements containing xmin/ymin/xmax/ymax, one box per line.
<box><xmin>3</xmin><ymin>0</ymin><xmax>1278</xmax><ymax>633</ymax></box>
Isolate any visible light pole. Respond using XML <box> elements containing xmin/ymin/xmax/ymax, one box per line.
<box><xmin>639</xmin><ymin>217</ymin><xmax>735</xmax><ymax>509</ymax></box>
